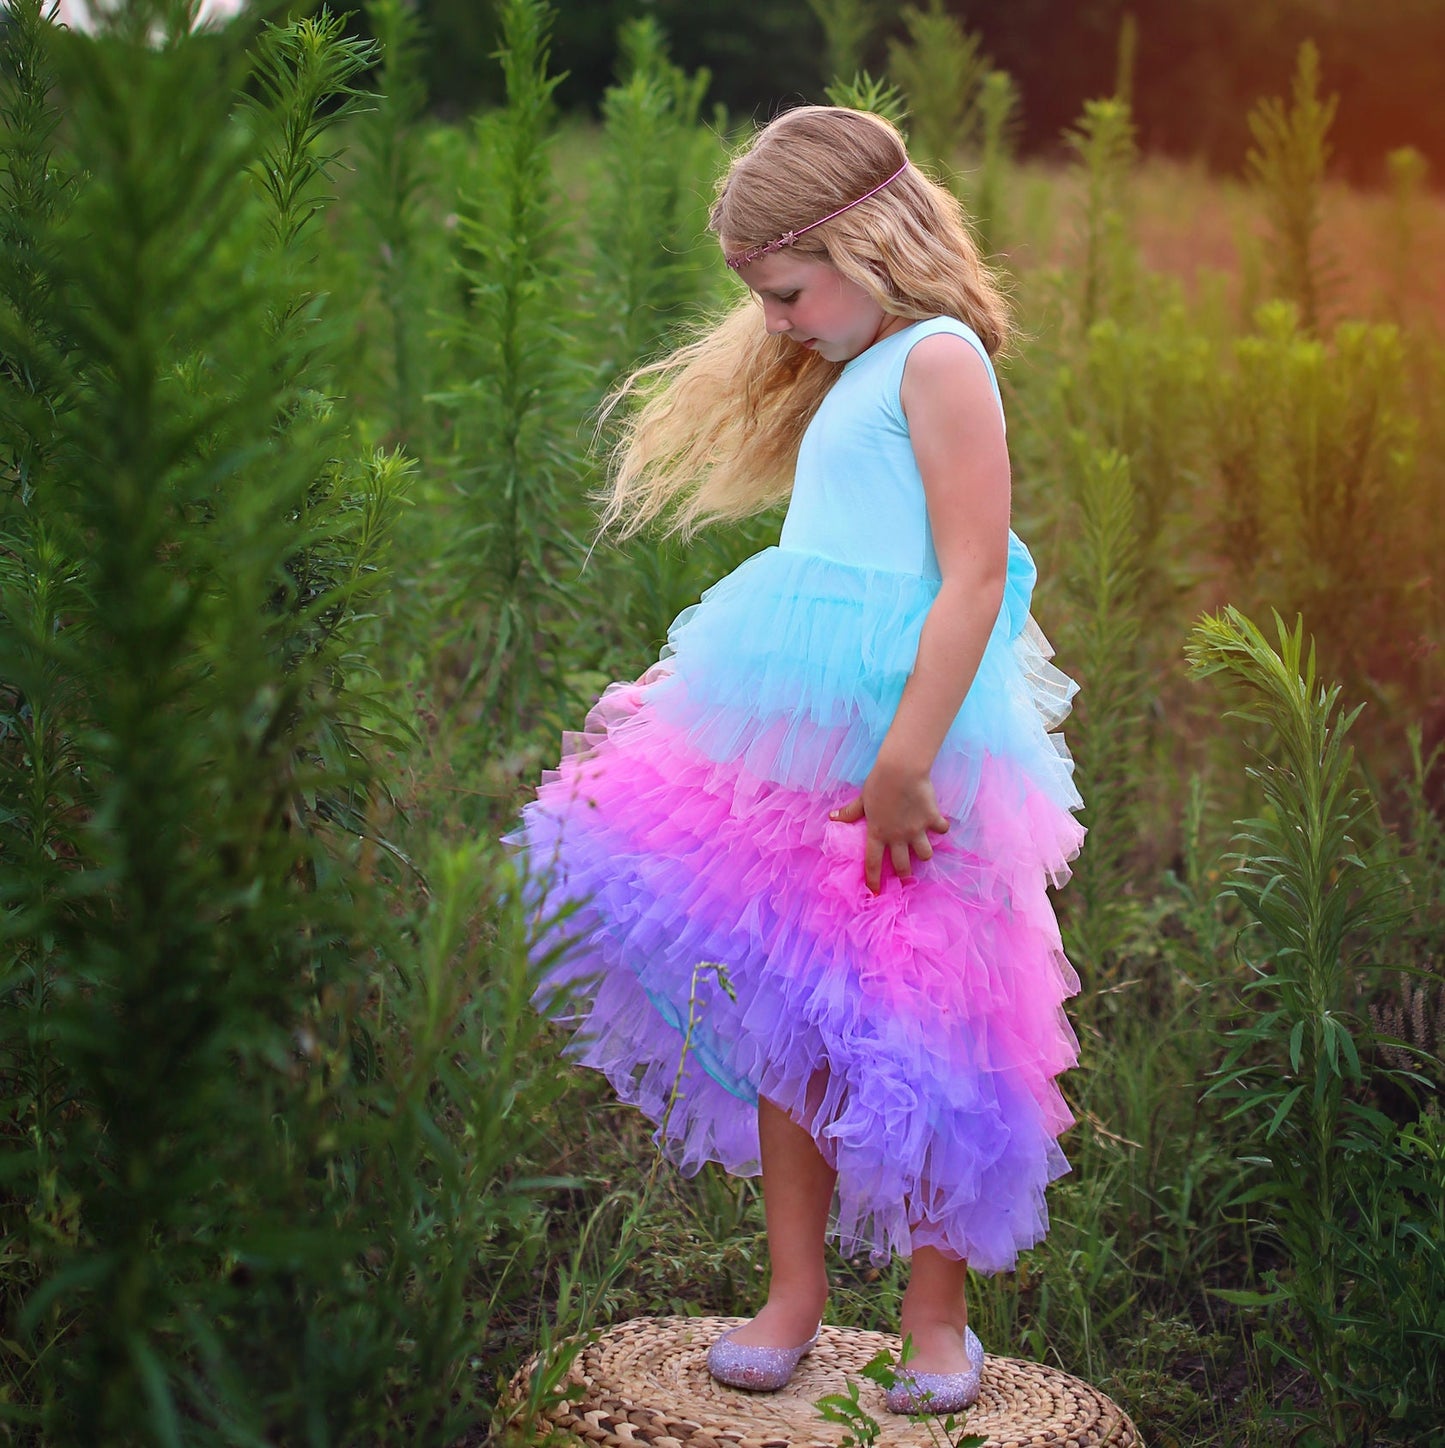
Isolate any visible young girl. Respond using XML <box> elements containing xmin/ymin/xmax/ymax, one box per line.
<box><xmin>515</xmin><ymin>106</ymin><xmax>1083</xmax><ymax>1413</ymax></box>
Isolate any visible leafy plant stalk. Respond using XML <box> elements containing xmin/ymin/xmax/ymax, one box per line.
<box><xmin>1187</xmin><ymin>607</ymin><xmax>1403</xmax><ymax>1444</ymax></box>
<box><xmin>1245</xmin><ymin>40</ymin><xmax>1339</xmax><ymax>336</ymax></box>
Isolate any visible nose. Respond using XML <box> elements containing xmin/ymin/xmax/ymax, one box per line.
<box><xmin>761</xmin><ymin>299</ymin><xmax>790</xmax><ymax>334</ymax></box>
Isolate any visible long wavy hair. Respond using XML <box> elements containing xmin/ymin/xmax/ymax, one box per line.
<box><xmin>598</xmin><ymin>105</ymin><xmax>1013</xmax><ymax>539</ymax></box>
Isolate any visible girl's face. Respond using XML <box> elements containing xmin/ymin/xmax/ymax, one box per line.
<box><xmin>728</xmin><ymin>250</ymin><xmax>906</xmax><ymax>363</ymax></box>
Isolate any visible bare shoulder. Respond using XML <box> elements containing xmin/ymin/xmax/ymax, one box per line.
<box><xmin>900</xmin><ymin>331</ymin><xmax>999</xmax><ymax>422</ymax></box>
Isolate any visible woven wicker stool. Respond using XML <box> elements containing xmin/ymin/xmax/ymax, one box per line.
<box><xmin>513</xmin><ymin>1316</ymin><xmax>1141</xmax><ymax>1448</ymax></box>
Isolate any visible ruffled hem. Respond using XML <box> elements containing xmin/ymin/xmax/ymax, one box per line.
<box><xmin>515</xmin><ymin>683</ymin><xmax>1082</xmax><ymax>1270</ymax></box>
<box><xmin>535</xmin><ymin>943</ymin><xmax>1071</xmax><ymax>1272</ymax></box>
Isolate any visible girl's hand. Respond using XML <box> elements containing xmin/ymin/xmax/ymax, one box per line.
<box><xmin>829</xmin><ymin>761</ymin><xmax>950</xmax><ymax>896</ymax></box>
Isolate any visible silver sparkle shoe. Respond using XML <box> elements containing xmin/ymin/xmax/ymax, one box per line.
<box><xmin>883</xmin><ymin>1326</ymin><xmax>985</xmax><ymax>1415</ymax></box>
<box><xmin>706</xmin><ymin>1322</ymin><xmax>821</xmax><ymax>1392</ymax></box>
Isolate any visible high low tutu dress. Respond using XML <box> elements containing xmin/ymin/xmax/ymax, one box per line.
<box><xmin>515</xmin><ymin>316</ymin><xmax>1084</xmax><ymax>1272</ymax></box>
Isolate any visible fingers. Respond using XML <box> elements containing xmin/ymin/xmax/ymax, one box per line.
<box><xmin>865</xmin><ymin>836</ymin><xmax>884</xmax><ymax>896</ymax></box>
<box><xmin>832</xmin><ymin>792</ymin><xmax>951</xmax><ymax>895</ymax></box>
<box><xmin>831</xmin><ymin>795</ymin><xmax>885</xmax><ymax>894</ymax></box>
<box><xmin>868</xmin><ymin>836</ymin><xmax>947</xmax><ymax>894</ymax></box>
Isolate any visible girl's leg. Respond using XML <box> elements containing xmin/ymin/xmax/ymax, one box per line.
<box><xmin>898</xmin><ymin>1246</ymin><xmax>974</xmax><ymax>1374</ymax></box>
<box><xmin>727</xmin><ymin>1095</ymin><xmax>835</xmax><ymax>1346</ymax></box>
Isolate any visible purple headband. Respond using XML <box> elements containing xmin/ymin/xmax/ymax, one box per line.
<box><xmin>725</xmin><ymin>159</ymin><xmax>909</xmax><ymax>271</ymax></box>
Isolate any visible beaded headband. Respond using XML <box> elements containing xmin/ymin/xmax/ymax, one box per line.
<box><xmin>724</xmin><ymin>159</ymin><xmax>909</xmax><ymax>271</ymax></box>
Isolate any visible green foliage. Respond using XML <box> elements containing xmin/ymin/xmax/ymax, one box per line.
<box><xmin>885</xmin><ymin>0</ymin><xmax>988</xmax><ymax>184</ymax></box>
<box><xmin>245</xmin><ymin>12</ymin><xmax>378</xmax><ymax>271</ymax></box>
<box><xmin>1060</xmin><ymin>442</ymin><xmax>1145</xmax><ymax>984</ymax></box>
<box><xmin>1057</xmin><ymin>304</ymin><xmax>1211</xmax><ymax>618</ymax></box>
<box><xmin>0</xmin><ymin>0</ymin><xmax>78</xmax><ymax>945</ymax></box>
<box><xmin>435</xmin><ymin>0</ymin><xmax>589</xmax><ymax>741</ymax></box>
<box><xmin>592</xmin><ymin>17</ymin><xmax>719</xmax><ymax>383</ymax></box>
<box><xmin>824</xmin><ymin>70</ymin><xmax>908</xmax><ymax>133</ymax></box>
<box><xmin>1333</xmin><ymin>1110</ymin><xmax>1445</xmax><ymax>1433</ymax></box>
<box><xmin>1381</xmin><ymin>145</ymin><xmax>1431</xmax><ymax>326</ymax></box>
<box><xmin>1</xmin><ymin>5</ymin><xmax>403</xmax><ymax>1433</ymax></box>
<box><xmin>815</xmin><ymin>1348</ymin><xmax>984</xmax><ymax>1447</ymax></box>
<box><xmin>1040</xmin><ymin>299</ymin><xmax>1209</xmax><ymax>893</ymax></box>
<box><xmin>351</xmin><ymin>0</ymin><xmax>433</xmax><ymax>444</ymax></box>
<box><xmin>0</xmin><ymin>0</ymin><xmax>68</xmax><ymax>360</ymax></box>
<box><xmin>816</xmin><ymin>1365</ymin><xmax>886</xmax><ymax>1448</ymax></box>
<box><xmin>1186</xmin><ymin>607</ymin><xmax>1430</xmax><ymax>1444</ymax></box>
<box><xmin>969</xmin><ymin>68</ymin><xmax>1020</xmax><ymax>255</ymax></box>
<box><xmin>806</xmin><ymin>0</ymin><xmax>878</xmax><ymax>90</ymax></box>
<box><xmin>588</xmin><ymin>23</ymin><xmax>745</xmax><ymax>661</ymax></box>
<box><xmin>1245</xmin><ymin>40</ymin><xmax>1339</xmax><ymax>336</ymax></box>
<box><xmin>1209</xmin><ymin>303</ymin><xmax>1421</xmax><ymax>702</ymax></box>
<box><xmin>1064</xmin><ymin>96</ymin><xmax>1138</xmax><ymax>331</ymax></box>
<box><xmin>233</xmin><ymin>8</ymin><xmax>413</xmax><ymax>850</ymax></box>
<box><xmin>1393</xmin><ymin>727</ymin><xmax>1445</xmax><ymax>990</ymax></box>
<box><xmin>0</xmin><ymin>7</ymin><xmax>586</xmax><ymax>1442</ymax></box>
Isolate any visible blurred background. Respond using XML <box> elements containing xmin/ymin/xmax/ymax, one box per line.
<box><xmin>409</xmin><ymin>0</ymin><xmax>1445</xmax><ymax>182</ymax></box>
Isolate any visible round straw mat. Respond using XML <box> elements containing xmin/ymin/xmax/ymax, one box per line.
<box><xmin>512</xmin><ymin>1316</ymin><xmax>1141</xmax><ymax>1448</ymax></box>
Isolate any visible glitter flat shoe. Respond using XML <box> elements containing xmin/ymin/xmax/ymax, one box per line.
<box><xmin>883</xmin><ymin>1326</ymin><xmax>985</xmax><ymax>1415</ymax></box>
<box><xmin>706</xmin><ymin>1322</ymin><xmax>821</xmax><ymax>1391</ymax></box>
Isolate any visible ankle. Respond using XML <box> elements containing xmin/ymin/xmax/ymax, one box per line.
<box><xmin>763</xmin><ymin>1286</ymin><xmax>827</xmax><ymax>1325</ymax></box>
<box><xmin>894</xmin><ymin>1316</ymin><xmax>976</xmax><ymax>1377</ymax></box>
<box><xmin>899</xmin><ymin>1304</ymin><xmax>968</xmax><ymax>1337</ymax></box>
<box><xmin>767</xmin><ymin>1266</ymin><xmax>828</xmax><ymax>1304</ymax></box>
<box><xmin>728</xmin><ymin>1290</ymin><xmax>826</xmax><ymax>1348</ymax></box>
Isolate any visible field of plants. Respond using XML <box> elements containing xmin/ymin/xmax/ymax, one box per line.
<box><xmin>2</xmin><ymin>0</ymin><xmax>1443</xmax><ymax>1444</ymax></box>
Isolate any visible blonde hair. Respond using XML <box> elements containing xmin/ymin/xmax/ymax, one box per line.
<box><xmin>599</xmin><ymin>105</ymin><xmax>1013</xmax><ymax>539</ymax></box>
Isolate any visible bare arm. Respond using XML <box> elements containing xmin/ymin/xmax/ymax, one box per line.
<box><xmin>830</xmin><ymin>333</ymin><xmax>1011</xmax><ymax>894</ymax></box>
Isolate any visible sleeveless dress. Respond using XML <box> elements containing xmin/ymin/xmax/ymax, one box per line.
<box><xmin>514</xmin><ymin>317</ymin><xmax>1084</xmax><ymax>1272</ymax></box>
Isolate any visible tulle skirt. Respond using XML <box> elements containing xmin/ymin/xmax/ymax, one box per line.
<box><xmin>511</xmin><ymin>543</ymin><xmax>1084</xmax><ymax>1271</ymax></box>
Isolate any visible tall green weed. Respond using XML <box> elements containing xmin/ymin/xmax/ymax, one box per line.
<box><xmin>1</xmin><ymin>6</ymin><xmax>400</xmax><ymax>1434</ymax></box>
<box><xmin>1058</xmin><ymin>442</ymin><xmax>1146</xmax><ymax>983</ymax></box>
<box><xmin>823</xmin><ymin>70</ymin><xmax>909</xmax><ymax>132</ymax></box>
<box><xmin>587</xmin><ymin>21</ymin><xmax>729</xmax><ymax>659</ymax></box>
<box><xmin>351</xmin><ymin>0</ymin><xmax>434</xmax><ymax>446</ymax></box>
<box><xmin>885</xmin><ymin>0</ymin><xmax>987</xmax><ymax>186</ymax></box>
<box><xmin>806</xmin><ymin>0</ymin><xmax>878</xmax><ymax>90</ymax></box>
<box><xmin>434</xmin><ymin>0</ymin><xmax>589</xmax><ymax>764</ymax></box>
<box><xmin>1187</xmin><ymin>608</ymin><xmax>1443</xmax><ymax>1443</ymax></box>
<box><xmin>970</xmin><ymin>69</ymin><xmax>1020</xmax><ymax>255</ymax></box>
<box><xmin>591</xmin><ymin>18</ymin><xmax>719</xmax><ymax>384</ymax></box>
<box><xmin>1113</xmin><ymin>12</ymin><xmax>1138</xmax><ymax>112</ymax></box>
<box><xmin>1063</xmin><ymin>97</ymin><xmax>1138</xmax><ymax>332</ymax></box>
<box><xmin>1246</xmin><ymin>40</ymin><xmax>1339</xmax><ymax>336</ymax></box>
<box><xmin>1056</xmin><ymin>301</ymin><xmax>1211</xmax><ymax>620</ymax></box>
<box><xmin>1379</xmin><ymin>146</ymin><xmax>1431</xmax><ymax>326</ymax></box>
